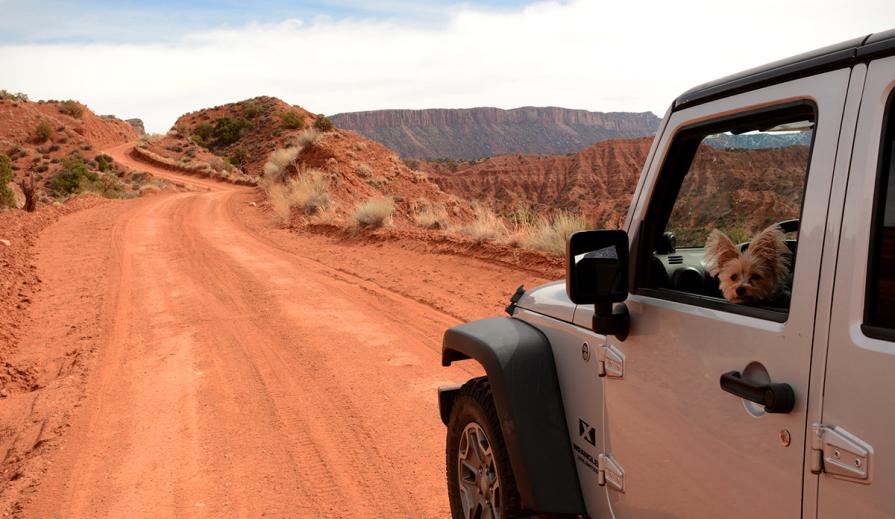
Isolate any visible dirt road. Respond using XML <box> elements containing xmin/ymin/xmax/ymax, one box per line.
<box><xmin>9</xmin><ymin>144</ymin><xmax>551</xmax><ymax>518</ymax></box>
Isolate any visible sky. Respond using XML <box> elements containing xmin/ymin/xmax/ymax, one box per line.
<box><xmin>0</xmin><ymin>0</ymin><xmax>892</xmax><ymax>133</ymax></box>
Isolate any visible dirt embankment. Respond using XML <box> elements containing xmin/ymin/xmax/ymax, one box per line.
<box><xmin>0</xmin><ymin>195</ymin><xmax>121</xmax><ymax>516</ymax></box>
<box><xmin>0</xmin><ymin>97</ymin><xmax>136</xmax><ymax>197</ymax></box>
<box><xmin>128</xmin><ymin>145</ymin><xmax>257</xmax><ymax>186</ymax></box>
<box><xmin>1</xmin><ymin>149</ymin><xmax>556</xmax><ymax>518</ymax></box>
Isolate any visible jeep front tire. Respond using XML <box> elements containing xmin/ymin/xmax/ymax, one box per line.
<box><xmin>446</xmin><ymin>377</ymin><xmax>522</xmax><ymax>519</ymax></box>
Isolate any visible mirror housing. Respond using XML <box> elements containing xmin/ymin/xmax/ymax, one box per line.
<box><xmin>566</xmin><ymin>230</ymin><xmax>631</xmax><ymax>341</ymax></box>
<box><xmin>565</xmin><ymin>230</ymin><xmax>629</xmax><ymax>304</ymax></box>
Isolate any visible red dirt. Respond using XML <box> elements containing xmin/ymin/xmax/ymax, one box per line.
<box><xmin>422</xmin><ymin>137</ymin><xmax>653</xmax><ymax>227</ymax></box>
<box><xmin>423</xmin><ymin>137</ymin><xmax>808</xmax><ymax>234</ymax></box>
<box><xmin>153</xmin><ymin>97</ymin><xmax>474</xmax><ymax>226</ymax></box>
<box><xmin>0</xmin><ymin>98</ymin><xmax>137</xmax><ymax>200</ymax></box>
<box><xmin>0</xmin><ymin>145</ymin><xmax>553</xmax><ymax>518</ymax></box>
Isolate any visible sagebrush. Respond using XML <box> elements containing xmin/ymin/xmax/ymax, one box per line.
<box><xmin>353</xmin><ymin>196</ymin><xmax>394</xmax><ymax>230</ymax></box>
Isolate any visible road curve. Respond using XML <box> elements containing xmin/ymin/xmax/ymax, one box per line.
<box><xmin>21</xmin><ymin>146</ymin><xmax>517</xmax><ymax>518</ymax></box>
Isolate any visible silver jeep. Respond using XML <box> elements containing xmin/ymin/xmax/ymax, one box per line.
<box><xmin>439</xmin><ymin>29</ymin><xmax>895</xmax><ymax>519</ymax></box>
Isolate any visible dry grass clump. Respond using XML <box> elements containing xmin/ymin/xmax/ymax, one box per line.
<box><xmin>267</xmin><ymin>182</ymin><xmax>292</xmax><ymax>223</ymax></box>
<box><xmin>413</xmin><ymin>203</ymin><xmax>449</xmax><ymax>230</ymax></box>
<box><xmin>263</xmin><ymin>169</ymin><xmax>332</xmax><ymax>223</ymax></box>
<box><xmin>355</xmin><ymin>163</ymin><xmax>373</xmax><ymax>178</ymax></box>
<box><xmin>460</xmin><ymin>205</ymin><xmax>508</xmax><ymax>242</ymax></box>
<box><xmin>352</xmin><ymin>196</ymin><xmax>395</xmax><ymax>230</ymax></box>
<box><xmin>263</xmin><ymin>147</ymin><xmax>300</xmax><ymax>182</ymax></box>
<box><xmin>295</xmin><ymin>129</ymin><xmax>320</xmax><ymax>149</ymax></box>
<box><xmin>287</xmin><ymin>169</ymin><xmax>331</xmax><ymax>215</ymax></box>
<box><xmin>522</xmin><ymin>213</ymin><xmax>590</xmax><ymax>256</ymax></box>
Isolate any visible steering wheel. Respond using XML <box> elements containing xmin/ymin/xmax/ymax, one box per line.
<box><xmin>738</xmin><ymin>219</ymin><xmax>800</xmax><ymax>252</ymax></box>
<box><xmin>776</xmin><ymin>218</ymin><xmax>800</xmax><ymax>234</ymax></box>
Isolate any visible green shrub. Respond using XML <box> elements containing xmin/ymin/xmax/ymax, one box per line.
<box><xmin>230</xmin><ymin>146</ymin><xmax>248</xmax><ymax>167</ymax></box>
<box><xmin>48</xmin><ymin>157</ymin><xmax>96</xmax><ymax>195</ymax></box>
<box><xmin>244</xmin><ymin>101</ymin><xmax>262</xmax><ymax>119</ymax></box>
<box><xmin>0</xmin><ymin>154</ymin><xmax>15</xmax><ymax>208</ymax></box>
<box><xmin>95</xmin><ymin>154</ymin><xmax>113</xmax><ymax>172</ymax></box>
<box><xmin>193</xmin><ymin>121</ymin><xmax>214</xmax><ymax>142</ymax></box>
<box><xmin>0</xmin><ymin>90</ymin><xmax>28</xmax><ymax>102</ymax></box>
<box><xmin>35</xmin><ymin>122</ymin><xmax>53</xmax><ymax>142</ymax></box>
<box><xmin>83</xmin><ymin>172</ymin><xmax>133</xmax><ymax>199</ymax></box>
<box><xmin>212</xmin><ymin>117</ymin><xmax>251</xmax><ymax>146</ymax></box>
<box><xmin>59</xmin><ymin>100</ymin><xmax>84</xmax><ymax>118</ymax></box>
<box><xmin>313</xmin><ymin>115</ymin><xmax>334</xmax><ymax>132</ymax></box>
<box><xmin>279</xmin><ymin>110</ymin><xmax>305</xmax><ymax>130</ymax></box>
<box><xmin>190</xmin><ymin>134</ymin><xmax>207</xmax><ymax>147</ymax></box>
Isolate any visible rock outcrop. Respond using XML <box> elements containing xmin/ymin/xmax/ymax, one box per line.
<box><xmin>126</xmin><ymin>118</ymin><xmax>146</xmax><ymax>136</ymax></box>
<box><xmin>332</xmin><ymin>107</ymin><xmax>659</xmax><ymax>159</ymax></box>
<box><xmin>423</xmin><ymin>137</ymin><xmax>808</xmax><ymax>236</ymax></box>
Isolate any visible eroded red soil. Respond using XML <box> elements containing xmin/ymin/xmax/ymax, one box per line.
<box><xmin>0</xmin><ymin>146</ymin><xmax>554</xmax><ymax>518</ymax></box>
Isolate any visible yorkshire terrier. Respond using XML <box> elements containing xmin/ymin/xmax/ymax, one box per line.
<box><xmin>704</xmin><ymin>224</ymin><xmax>792</xmax><ymax>304</ymax></box>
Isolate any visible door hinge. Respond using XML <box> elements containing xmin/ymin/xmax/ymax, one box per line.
<box><xmin>810</xmin><ymin>423</ymin><xmax>873</xmax><ymax>484</ymax></box>
<box><xmin>597</xmin><ymin>344</ymin><xmax>624</xmax><ymax>378</ymax></box>
<box><xmin>597</xmin><ymin>453</ymin><xmax>625</xmax><ymax>492</ymax></box>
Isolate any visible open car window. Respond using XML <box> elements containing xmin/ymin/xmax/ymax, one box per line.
<box><xmin>864</xmin><ymin>91</ymin><xmax>895</xmax><ymax>340</ymax></box>
<box><xmin>637</xmin><ymin>104</ymin><xmax>816</xmax><ymax>320</ymax></box>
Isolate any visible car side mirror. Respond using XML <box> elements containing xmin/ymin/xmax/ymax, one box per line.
<box><xmin>566</xmin><ymin>230</ymin><xmax>631</xmax><ymax>340</ymax></box>
<box><xmin>566</xmin><ymin>230</ymin><xmax>629</xmax><ymax>304</ymax></box>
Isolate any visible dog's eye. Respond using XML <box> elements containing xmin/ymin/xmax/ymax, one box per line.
<box><xmin>751</xmin><ymin>274</ymin><xmax>762</xmax><ymax>282</ymax></box>
<box><xmin>730</xmin><ymin>274</ymin><xmax>739</xmax><ymax>282</ymax></box>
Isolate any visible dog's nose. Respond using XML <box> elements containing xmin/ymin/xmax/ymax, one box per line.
<box><xmin>736</xmin><ymin>286</ymin><xmax>746</xmax><ymax>297</ymax></box>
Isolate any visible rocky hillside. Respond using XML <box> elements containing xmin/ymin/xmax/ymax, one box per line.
<box><xmin>422</xmin><ymin>137</ymin><xmax>808</xmax><ymax>239</ymax></box>
<box><xmin>163</xmin><ymin>97</ymin><xmax>472</xmax><ymax>226</ymax></box>
<box><xmin>170</xmin><ymin>96</ymin><xmax>320</xmax><ymax>178</ymax></box>
<box><xmin>421</xmin><ymin>138</ymin><xmax>653</xmax><ymax>228</ymax></box>
<box><xmin>0</xmin><ymin>93</ymin><xmax>145</xmax><ymax>208</ymax></box>
<box><xmin>331</xmin><ymin>107</ymin><xmax>659</xmax><ymax>160</ymax></box>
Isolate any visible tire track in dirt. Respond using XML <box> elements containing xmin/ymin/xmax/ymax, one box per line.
<box><xmin>19</xmin><ymin>146</ymin><xmax>550</xmax><ymax>518</ymax></box>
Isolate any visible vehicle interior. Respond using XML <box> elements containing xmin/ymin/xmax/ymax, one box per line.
<box><xmin>638</xmin><ymin>104</ymin><xmax>816</xmax><ymax>316</ymax></box>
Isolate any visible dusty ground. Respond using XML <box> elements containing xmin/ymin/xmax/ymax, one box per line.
<box><xmin>0</xmin><ymin>144</ymin><xmax>554</xmax><ymax>518</ymax></box>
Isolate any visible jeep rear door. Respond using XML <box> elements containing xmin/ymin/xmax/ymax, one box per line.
<box><xmin>593</xmin><ymin>70</ymin><xmax>852</xmax><ymax>518</ymax></box>
<box><xmin>815</xmin><ymin>53</ymin><xmax>895</xmax><ymax>518</ymax></box>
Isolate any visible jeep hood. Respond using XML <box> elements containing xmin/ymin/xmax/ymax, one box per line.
<box><xmin>515</xmin><ymin>280</ymin><xmax>576</xmax><ymax>323</ymax></box>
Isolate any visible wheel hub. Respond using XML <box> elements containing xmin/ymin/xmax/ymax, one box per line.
<box><xmin>457</xmin><ymin>422</ymin><xmax>501</xmax><ymax>519</ymax></box>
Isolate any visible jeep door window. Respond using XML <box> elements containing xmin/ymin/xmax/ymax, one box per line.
<box><xmin>865</xmin><ymin>93</ymin><xmax>895</xmax><ymax>336</ymax></box>
<box><xmin>637</xmin><ymin>103</ymin><xmax>816</xmax><ymax>318</ymax></box>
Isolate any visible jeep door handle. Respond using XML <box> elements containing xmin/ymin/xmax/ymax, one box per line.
<box><xmin>719</xmin><ymin>371</ymin><xmax>795</xmax><ymax>413</ymax></box>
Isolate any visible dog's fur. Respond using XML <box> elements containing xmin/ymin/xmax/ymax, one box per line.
<box><xmin>704</xmin><ymin>224</ymin><xmax>791</xmax><ymax>304</ymax></box>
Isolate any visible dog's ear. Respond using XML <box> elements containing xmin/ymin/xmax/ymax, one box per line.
<box><xmin>704</xmin><ymin>229</ymin><xmax>739</xmax><ymax>277</ymax></box>
<box><xmin>748</xmin><ymin>224</ymin><xmax>792</xmax><ymax>281</ymax></box>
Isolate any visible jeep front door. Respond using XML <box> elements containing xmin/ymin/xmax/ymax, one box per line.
<box><xmin>593</xmin><ymin>70</ymin><xmax>851</xmax><ymax>518</ymax></box>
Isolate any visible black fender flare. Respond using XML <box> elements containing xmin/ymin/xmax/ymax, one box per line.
<box><xmin>440</xmin><ymin>316</ymin><xmax>585</xmax><ymax>516</ymax></box>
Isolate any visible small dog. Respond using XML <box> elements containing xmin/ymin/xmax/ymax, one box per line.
<box><xmin>704</xmin><ymin>224</ymin><xmax>792</xmax><ymax>304</ymax></box>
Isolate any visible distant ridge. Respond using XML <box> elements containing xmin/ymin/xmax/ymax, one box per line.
<box><xmin>331</xmin><ymin>106</ymin><xmax>660</xmax><ymax>160</ymax></box>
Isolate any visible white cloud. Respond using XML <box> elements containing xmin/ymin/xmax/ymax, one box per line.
<box><xmin>0</xmin><ymin>0</ymin><xmax>891</xmax><ymax>132</ymax></box>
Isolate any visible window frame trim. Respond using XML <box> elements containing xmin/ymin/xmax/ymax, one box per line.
<box><xmin>862</xmin><ymin>85</ymin><xmax>895</xmax><ymax>335</ymax></box>
<box><xmin>632</xmin><ymin>99</ymin><xmax>820</xmax><ymax>323</ymax></box>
